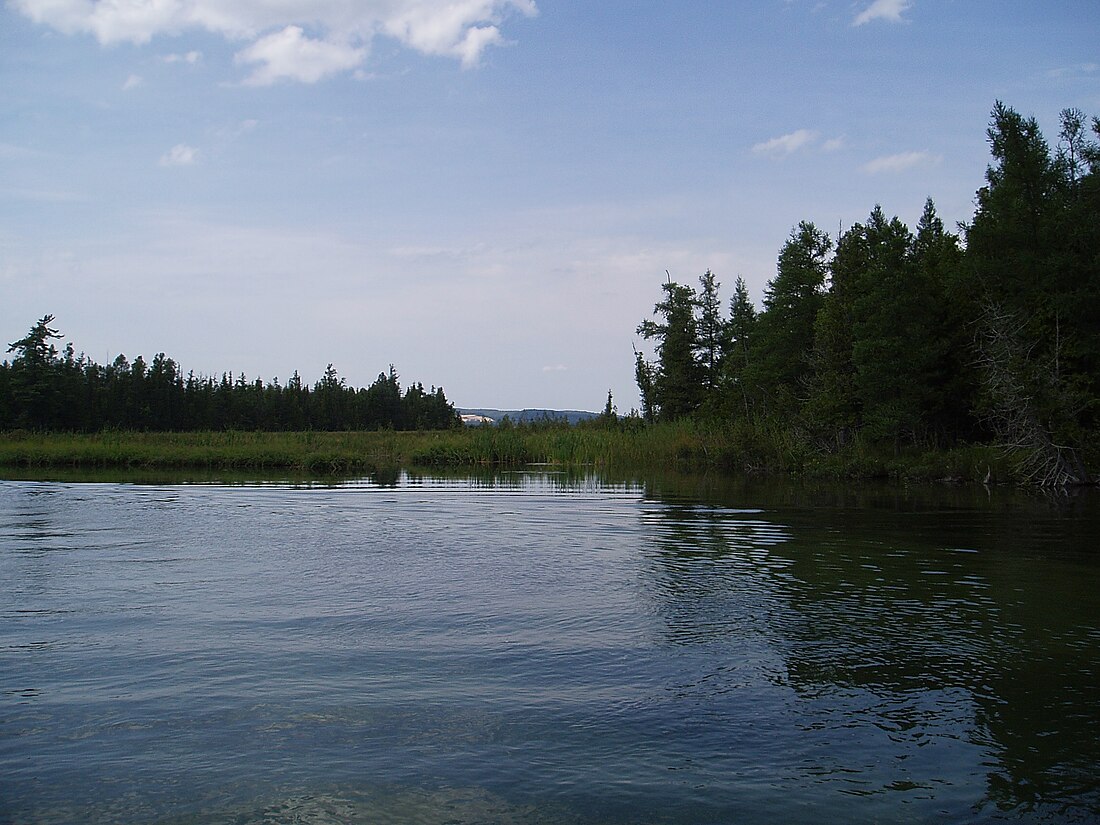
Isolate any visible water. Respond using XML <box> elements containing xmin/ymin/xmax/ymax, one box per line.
<box><xmin>1</xmin><ymin>471</ymin><xmax>1098</xmax><ymax>824</ymax></box>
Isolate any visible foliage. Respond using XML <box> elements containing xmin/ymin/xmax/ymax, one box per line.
<box><xmin>637</xmin><ymin>276</ymin><xmax>704</xmax><ymax>421</ymax></box>
<box><xmin>631</xmin><ymin>102</ymin><xmax>1100</xmax><ymax>486</ymax></box>
<box><xmin>0</xmin><ymin>325</ymin><xmax>461</xmax><ymax>433</ymax></box>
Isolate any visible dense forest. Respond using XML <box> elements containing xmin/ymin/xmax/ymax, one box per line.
<box><xmin>634</xmin><ymin>103</ymin><xmax>1100</xmax><ymax>486</ymax></box>
<box><xmin>0</xmin><ymin>322</ymin><xmax>460</xmax><ymax>432</ymax></box>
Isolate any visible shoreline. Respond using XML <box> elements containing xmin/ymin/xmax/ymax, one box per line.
<box><xmin>0</xmin><ymin>427</ymin><xmax>1040</xmax><ymax>486</ymax></box>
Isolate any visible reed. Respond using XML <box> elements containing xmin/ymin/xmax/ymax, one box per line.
<box><xmin>0</xmin><ymin>426</ymin><xmax>1011</xmax><ymax>483</ymax></box>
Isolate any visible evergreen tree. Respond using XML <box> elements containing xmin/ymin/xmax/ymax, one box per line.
<box><xmin>634</xmin><ymin>348</ymin><xmax>657</xmax><ymax>423</ymax></box>
<box><xmin>805</xmin><ymin>224</ymin><xmax>865</xmax><ymax>444</ymax></box>
<box><xmin>696</xmin><ymin>270</ymin><xmax>728</xmax><ymax>398</ymax></box>
<box><xmin>911</xmin><ymin>198</ymin><xmax>973</xmax><ymax>443</ymax></box>
<box><xmin>5</xmin><ymin>315</ymin><xmax>63</xmax><ymax>429</ymax></box>
<box><xmin>966</xmin><ymin>102</ymin><xmax>1099</xmax><ymax>478</ymax></box>
<box><xmin>723</xmin><ymin>276</ymin><xmax>757</xmax><ymax>419</ymax></box>
<box><xmin>848</xmin><ymin>206</ymin><xmax>927</xmax><ymax>448</ymax></box>
<box><xmin>747</xmin><ymin>221</ymin><xmax>831</xmax><ymax>416</ymax></box>
<box><xmin>636</xmin><ymin>277</ymin><xmax>703</xmax><ymax>420</ymax></box>
<box><xmin>1</xmin><ymin>316</ymin><xmax>460</xmax><ymax>434</ymax></box>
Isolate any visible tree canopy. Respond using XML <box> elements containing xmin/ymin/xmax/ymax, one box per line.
<box><xmin>0</xmin><ymin>325</ymin><xmax>460</xmax><ymax>433</ymax></box>
<box><xmin>632</xmin><ymin>102</ymin><xmax>1100</xmax><ymax>483</ymax></box>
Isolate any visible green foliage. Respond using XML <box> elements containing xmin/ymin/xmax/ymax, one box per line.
<box><xmin>696</xmin><ymin>269</ymin><xmax>728</xmax><ymax>394</ymax></box>
<box><xmin>964</xmin><ymin>102</ymin><xmax>1100</xmax><ymax>481</ymax></box>
<box><xmin>628</xmin><ymin>101</ymin><xmax>1099</xmax><ymax>485</ymax></box>
<box><xmin>723</xmin><ymin>275</ymin><xmax>757</xmax><ymax>418</ymax></box>
<box><xmin>745</xmin><ymin>221</ymin><xmax>832</xmax><ymax>417</ymax></box>
<box><xmin>636</xmin><ymin>277</ymin><xmax>704</xmax><ymax>420</ymax></box>
<box><xmin>0</xmin><ymin>320</ymin><xmax>461</xmax><ymax>433</ymax></box>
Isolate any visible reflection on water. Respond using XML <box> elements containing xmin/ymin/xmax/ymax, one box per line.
<box><xmin>1</xmin><ymin>471</ymin><xmax>1098</xmax><ymax>824</ymax></box>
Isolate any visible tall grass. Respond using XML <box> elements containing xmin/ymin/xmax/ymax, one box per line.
<box><xmin>0</xmin><ymin>424</ymin><xmax>1013</xmax><ymax>483</ymax></box>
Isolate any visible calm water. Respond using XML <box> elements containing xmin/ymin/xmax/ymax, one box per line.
<box><xmin>1</xmin><ymin>471</ymin><xmax>1098</xmax><ymax>824</ymax></box>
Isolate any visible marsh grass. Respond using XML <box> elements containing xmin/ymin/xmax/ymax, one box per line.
<box><xmin>0</xmin><ymin>424</ymin><xmax>1010</xmax><ymax>483</ymax></box>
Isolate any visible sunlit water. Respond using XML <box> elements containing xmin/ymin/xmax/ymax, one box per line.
<box><xmin>2</xmin><ymin>472</ymin><xmax>1098</xmax><ymax>824</ymax></box>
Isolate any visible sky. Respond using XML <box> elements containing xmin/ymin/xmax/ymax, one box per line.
<box><xmin>2</xmin><ymin>1</ymin><xmax>1098</xmax><ymax>413</ymax></box>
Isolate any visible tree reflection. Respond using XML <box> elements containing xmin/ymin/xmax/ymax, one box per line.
<box><xmin>637</xmin><ymin>477</ymin><xmax>1100</xmax><ymax>819</ymax></box>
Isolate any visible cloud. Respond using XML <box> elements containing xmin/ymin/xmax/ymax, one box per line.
<box><xmin>822</xmin><ymin>136</ymin><xmax>845</xmax><ymax>152</ymax></box>
<box><xmin>122</xmin><ymin>73</ymin><xmax>143</xmax><ymax>90</ymax></box>
<box><xmin>853</xmin><ymin>0</ymin><xmax>911</xmax><ymax>26</ymax></box>
<box><xmin>1046</xmin><ymin>63</ymin><xmax>1099</xmax><ymax>79</ymax></box>
<box><xmin>542</xmin><ymin>364</ymin><xmax>567</xmax><ymax>372</ymax></box>
<box><xmin>12</xmin><ymin>0</ymin><xmax>537</xmax><ymax>80</ymax></box>
<box><xmin>159</xmin><ymin>144</ymin><xmax>199</xmax><ymax>166</ymax></box>
<box><xmin>861</xmin><ymin>150</ymin><xmax>938</xmax><ymax>174</ymax></box>
<box><xmin>162</xmin><ymin>50</ymin><xmax>202</xmax><ymax>64</ymax></box>
<box><xmin>752</xmin><ymin>129</ymin><xmax>818</xmax><ymax>157</ymax></box>
<box><xmin>236</xmin><ymin>26</ymin><xmax>366</xmax><ymax>85</ymax></box>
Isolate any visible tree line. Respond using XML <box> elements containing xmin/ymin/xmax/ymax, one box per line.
<box><xmin>1</xmin><ymin>321</ymin><xmax>460</xmax><ymax>432</ymax></box>
<box><xmin>634</xmin><ymin>103</ymin><xmax>1099</xmax><ymax>485</ymax></box>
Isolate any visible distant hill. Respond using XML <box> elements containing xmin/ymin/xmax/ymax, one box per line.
<box><xmin>459</xmin><ymin>408</ymin><xmax>598</xmax><ymax>426</ymax></box>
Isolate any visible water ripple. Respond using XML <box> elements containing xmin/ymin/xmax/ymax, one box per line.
<box><xmin>1</xmin><ymin>474</ymin><xmax>1097</xmax><ymax>823</ymax></box>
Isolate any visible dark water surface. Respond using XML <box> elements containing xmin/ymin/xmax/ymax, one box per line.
<box><xmin>1</xmin><ymin>472</ymin><xmax>1098</xmax><ymax>824</ymax></box>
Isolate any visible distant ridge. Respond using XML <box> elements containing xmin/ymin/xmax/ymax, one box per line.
<box><xmin>459</xmin><ymin>408</ymin><xmax>598</xmax><ymax>426</ymax></box>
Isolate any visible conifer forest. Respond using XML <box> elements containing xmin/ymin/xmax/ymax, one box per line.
<box><xmin>633</xmin><ymin>104</ymin><xmax>1099</xmax><ymax>486</ymax></box>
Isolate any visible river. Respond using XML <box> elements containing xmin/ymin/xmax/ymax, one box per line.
<box><xmin>1</xmin><ymin>471</ymin><xmax>1098</xmax><ymax>823</ymax></box>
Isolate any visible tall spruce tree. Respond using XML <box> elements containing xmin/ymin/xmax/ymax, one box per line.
<box><xmin>636</xmin><ymin>277</ymin><xmax>703</xmax><ymax>421</ymax></box>
<box><xmin>696</xmin><ymin>270</ymin><xmax>728</xmax><ymax>398</ymax></box>
<box><xmin>746</xmin><ymin>221</ymin><xmax>831</xmax><ymax>417</ymax></box>
<box><xmin>805</xmin><ymin>223</ymin><xmax>865</xmax><ymax>444</ymax></box>
<box><xmin>848</xmin><ymin>206</ymin><xmax>927</xmax><ymax>448</ymax></box>
<box><xmin>964</xmin><ymin>102</ymin><xmax>1099</xmax><ymax>482</ymax></box>
<box><xmin>724</xmin><ymin>276</ymin><xmax>757</xmax><ymax>419</ymax></box>
<box><xmin>5</xmin><ymin>315</ymin><xmax>63</xmax><ymax>429</ymax></box>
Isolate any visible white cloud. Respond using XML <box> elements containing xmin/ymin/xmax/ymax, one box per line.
<box><xmin>159</xmin><ymin>144</ymin><xmax>199</xmax><ymax>166</ymax></box>
<box><xmin>752</xmin><ymin>129</ymin><xmax>818</xmax><ymax>157</ymax></box>
<box><xmin>853</xmin><ymin>0</ymin><xmax>911</xmax><ymax>26</ymax></box>
<box><xmin>822</xmin><ymin>136</ymin><xmax>845</xmax><ymax>152</ymax></box>
<box><xmin>12</xmin><ymin>1</ymin><xmax>537</xmax><ymax>80</ymax></box>
<box><xmin>236</xmin><ymin>26</ymin><xmax>365</xmax><ymax>85</ymax></box>
<box><xmin>542</xmin><ymin>364</ymin><xmax>567</xmax><ymax>372</ymax></box>
<box><xmin>1047</xmin><ymin>62</ymin><xmax>1099</xmax><ymax>79</ymax></box>
<box><xmin>162</xmin><ymin>50</ymin><xmax>202</xmax><ymax>64</ymax></box>
<box><xmin>861</xmin><ymin>150</ymin><xmax>938</xmax><ymax>174</ymax></box>
<box><xmin>122</xmin><ymin>73</ymin><xmax>143</xmax><ymax>90</ymax></box>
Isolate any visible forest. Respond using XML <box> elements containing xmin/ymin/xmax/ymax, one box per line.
<box><xmin>0</xmin><ymin>324</ymin><xmax>460</xmax><ymax>433</ymax></box>
<box><xmin>634</xmin><ymin>103</ymin><xmax>1100</xmax><ymax>486</ymax></box>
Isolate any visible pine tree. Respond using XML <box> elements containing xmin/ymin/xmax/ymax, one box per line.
<box><xmin>696</xmin><ymin>270</ymin><xmax>728</xmax><ymax>399</ymax></box>
<box><xmin>724</xmin><ymin>276</ymin><xmax>757</xmax><ymax>419</ymax></box>
<box><xmin>746</xmin><ymin>222</ymin><xmax>831</xmax><ymax>417</ymax></box>
<box><xmin>636</xmin><ymin>277</ymin><xmax>704</xmax><ymax>420</ymax></box>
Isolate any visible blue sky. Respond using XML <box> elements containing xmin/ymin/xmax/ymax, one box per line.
<box><xmin>2</xmin><ymin>1</ymin><xmax>1098</xmax><ymax>412</ymax></box>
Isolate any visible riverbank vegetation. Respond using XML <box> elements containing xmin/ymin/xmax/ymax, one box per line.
<box><xmin>0</xmin><ymin>420</ymin><xmax>1013</xmax><ymax>484</ymax></box>
<box><xmin>633</xmin><ymin>103</ymin><xmax>1099</xmax><ymax>487</ymax></box>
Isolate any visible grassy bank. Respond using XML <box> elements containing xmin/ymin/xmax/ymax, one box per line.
<box><xmin>0</xmin><ymin>424</ymin><xmax>1015</xmax><ymax>483</ymax></box>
